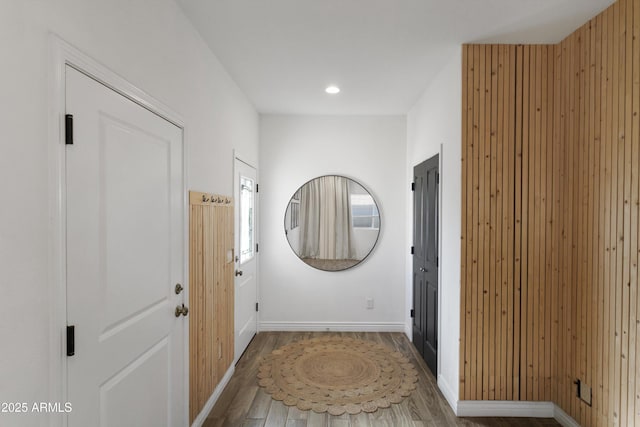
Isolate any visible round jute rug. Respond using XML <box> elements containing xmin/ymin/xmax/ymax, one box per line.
<box><xmin>257</xmin><ymin>336</ymin><xmax>418</xmax><ymax>415</ymax></box>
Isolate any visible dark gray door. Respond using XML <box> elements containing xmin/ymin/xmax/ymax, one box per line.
<box><xmin>412</xmin><ymin>155</ymin><xmax>439</xmax><ymax>376</ymax></box>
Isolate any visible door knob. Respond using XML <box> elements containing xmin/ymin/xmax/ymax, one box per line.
<box><xmin>235</xmin><ymin>270</ymin><xmax>243</xmax><ymax>277</ymax></box>
<box><xmin>175</xmin><ymin>283</ymin><xmax>184</xmax><ymax>294</ymax></box>
<box><xmin>420</xmin><ymin>267</ymin><xmax>427</xmax><ymax>272</ymax></box>
<box><xmin>175</xmin><ymin>304</ymin><xmax>189</xmax><ymax>317</ymax></box>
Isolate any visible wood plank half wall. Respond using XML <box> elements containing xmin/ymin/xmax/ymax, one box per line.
<box><xmin>189</xmin><ymin>191</ymin><xmax>235</xmax><ymax>424</ymax></box>
<box><xmin>460</xmin><ymin>0</ymin><xmax>640</xmax><ymax>425</ymax></box>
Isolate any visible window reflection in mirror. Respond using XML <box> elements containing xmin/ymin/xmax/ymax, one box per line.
<box><xmin>284</xmin><ymin>176</ymin><xmax>380</xmax><ymax>271</ymax></box>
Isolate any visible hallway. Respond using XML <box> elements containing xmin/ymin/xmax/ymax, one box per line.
<box><xmin>204</xmin><ymin>332</ymin><xmax>560</xmax><ymax>427</ymax></box>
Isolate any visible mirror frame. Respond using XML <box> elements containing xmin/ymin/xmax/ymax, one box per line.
<box><xmin>283</xmin><ymin>175</ymin><xmax>381</xmax><ymax>272</ymax></box>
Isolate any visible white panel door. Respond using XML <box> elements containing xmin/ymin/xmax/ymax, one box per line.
<box><xmin>65</xmin><ymin>66</ymin><xmax>185</xmax><ymax>427</ymax></box>
<box><xmin>234</xmin><ymin>158</ymin><xmax>258</xmax><ymax>361</ymax></box>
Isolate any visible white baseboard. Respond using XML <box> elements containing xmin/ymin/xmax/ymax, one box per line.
<box><xmin>456</xmin><ymin>400</ymin><xmax>580</xmax><ymax>426</ymax></box>
<box><xmin>553</xmin><ymin>404</ymin><xmax>582</xmax><ymax>427</ymax></box>
<box><xmin>190</xmin><ymin>365</ymin><xmax>235</xmax><ymax>427</ymax></box>
<box><xmin>437</xmin><ymin>375</ymin><xmax>458</xmax><ymax>414</ymax></box>
<box><xmin>457</xmin><ymin>400</ymin><xmax>554</xmax><ymax>418</ymax></box>
<box><xmin>258</xmin><ymin>321</ymin><xmax>406</xmax><ymax>332</ymax></box>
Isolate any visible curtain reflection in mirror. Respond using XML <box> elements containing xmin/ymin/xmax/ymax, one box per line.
<box><xmin>299</xmin><ymin>176</ymin><xmax>356</xmax><ymax>261</ymax></box>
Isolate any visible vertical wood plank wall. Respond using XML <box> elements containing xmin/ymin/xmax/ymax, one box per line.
<box><xmin>189</xmin><ymin>192</ymin><xmax>235</xmax><ymax>424</ymax></box>
<box><xmin>460</xmin><ymin>0</ymin><xmax>640</xmax><ymax>425</ymax></box>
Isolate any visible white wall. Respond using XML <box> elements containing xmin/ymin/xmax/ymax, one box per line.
<box><xmin>0</xmin><ymin>1</ymin><xmax>258</xmax><ymax>425</ymax></box>
<box><xmin>259</xmin><ymin>115</ymin><xmax>406</xmax><ymax>330</ymax></box>
<box><xmin>406</xmin><ymin>46</ymin><xmax>462</xmax><ymax>410</ymax></box>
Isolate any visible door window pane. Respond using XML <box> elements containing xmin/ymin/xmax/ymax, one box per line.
<box><xmin>240</xmin><ymin>176</ymin><xmax>254</xmax><ymax>264</ymax></box>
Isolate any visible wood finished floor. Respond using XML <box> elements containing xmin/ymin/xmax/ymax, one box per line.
<box><xmin>204</xmin><ymin>332</ymin><xmax>561</xmax><ymax>427</ymax></box>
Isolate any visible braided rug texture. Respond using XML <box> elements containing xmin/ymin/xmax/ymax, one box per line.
<box><xmin>257</xmin><ymin>336</ymin><xmax>418</xmax><ymax>415</ymax></box>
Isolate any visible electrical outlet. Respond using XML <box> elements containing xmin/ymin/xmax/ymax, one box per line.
<box><xmin>575</xmin><ymin>379</ymin><xmax>592</xmax><ymax>406</ymax></box>
<box><xmin>580</xmin><ymin>382</ymin><xmax>592</xmax><ymax>406</ymax></box>
<box><xmin>366</xmin><ymin>298</ymin><xmax>374</xmax><ymax>309</ymax></box>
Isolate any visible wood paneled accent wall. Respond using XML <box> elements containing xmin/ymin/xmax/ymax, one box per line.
<box><xmin>461</xmin><ymin>43</ymin><xmax>556</xmax><ymax>403</ymax></box>
<box><xmin>189</xmin><ymin>191</ymin><xmax>235</xmax><ymax>423</ymax></box>
<box><xmin>460</xmin><ymin>0</ymin><xmax>640</xmax><ymax>425</ymax></box>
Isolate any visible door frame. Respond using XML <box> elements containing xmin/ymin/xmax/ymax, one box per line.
<box><xmin>410</xmin><ymin>147</ymin><xmax>443</xmax><ymax>379</ymax></box>
<box><xmin>232</xmin><ymin>150</ymin><xmax>259</xmax><ymax>360</ymax></box>
<box><xmin>48</xmin><ymin>36</ymin><xmax>188</xmax><ymax>427</ymax></box>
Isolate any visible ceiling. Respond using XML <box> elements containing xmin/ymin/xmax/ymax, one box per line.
<box><xmin>176</xmin><ymin>0</ymin><xmax>614</xmax><ymax>115</ymax></box>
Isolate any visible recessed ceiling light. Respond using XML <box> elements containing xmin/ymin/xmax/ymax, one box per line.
<box><xmin>325</xmin><ymin>85</ymin><xmax>340</xmax><ymax>94</ymax></box>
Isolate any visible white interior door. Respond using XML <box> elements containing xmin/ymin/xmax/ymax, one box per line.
<box><xmin>234</xmin><ymin>158</ymin><xmax>258</xmax><ymax>361</ymax></box>
<box><xmin>65</xmin><ymin>66</ymin><xmax>185</xmax><ymax>427</ymax></box>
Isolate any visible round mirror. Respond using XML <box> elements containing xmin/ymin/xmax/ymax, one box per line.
<box><xmin>284</xmin><ymin>175</ymin><xmax>380</xmax><ymax>271</ymax></box>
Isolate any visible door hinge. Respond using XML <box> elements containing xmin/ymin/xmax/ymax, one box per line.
<box><xmin>411</xmin><ymin>182</ymin><xmax>415</xmax><ymax>191</ymax></box>
<box><xmin>437</xmin><ymin>256</ymin><xmax>439</xmax><ymax>267</ymax></box>
<box><xmin>410</xmin><ymin>309</ymin><xmax>415</xmax><ymax>318</ymax></box>
<box><xmin>436</xmin><ymin>172</ymin><xmax>440</xmax><ymax>184</ymax></box>
<box><xmin>410</xmin><ymin>246</ymin><xmax>415</xmax><ymax>255</ymax></box>
<box><xmin>256</xmin><ymin>184</ymin><xmax>259</xmax><ymax>193</ymax></box>
<box><xmin>66</xmin><ymin>325</ymin><xmax>75</xmax><ymax>356</ymax></box>
<box><xmin>256</xmin><ymin>243</ymin><xmax>259</xmax><ymax>253</ymax></box>
<box><xmin>65</xmin><ymin>114</ymin><xmax>73</xmax><ymax>145</ymax></box>
<box><xmin>255</xmin><ymin>302</ymin><xmax>259</xmax><ymax>312</ymax></box>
